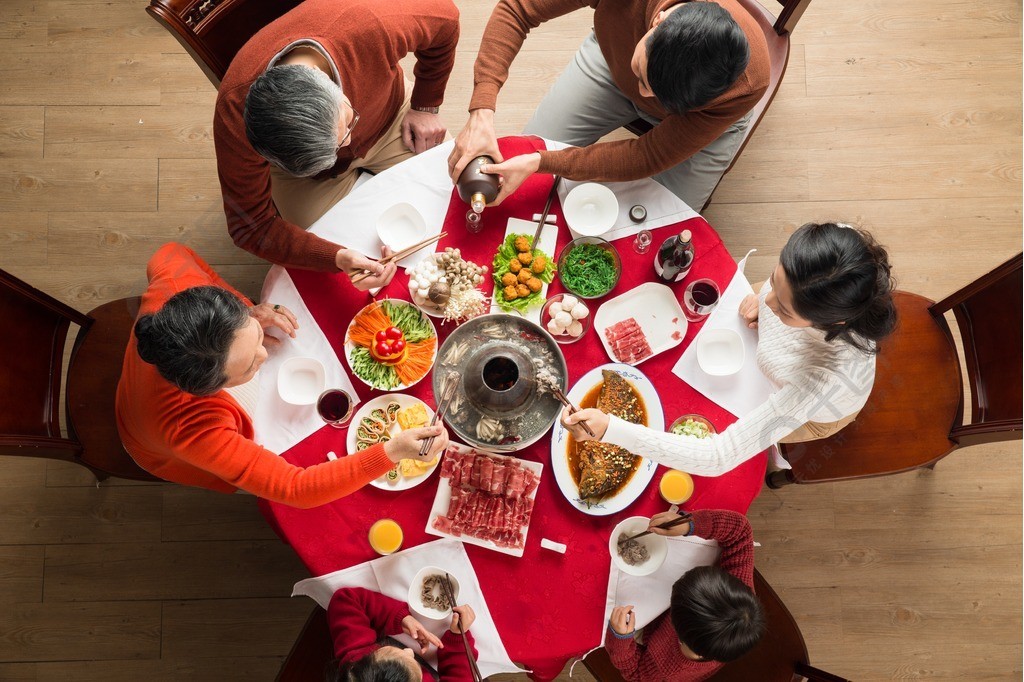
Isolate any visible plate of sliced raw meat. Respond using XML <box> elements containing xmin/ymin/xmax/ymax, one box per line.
<box><xmin>426</xmin><ymin>443</ymin><xmax>543</xmax><ymax>557</ymax></box>
<box><xmin>594</xmin><ymin>282</ymin><xmax>687</xmax><ymax>365</ymax></box>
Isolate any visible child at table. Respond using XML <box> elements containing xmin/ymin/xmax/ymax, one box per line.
<box><xmin>327</xmin><ymin>586</ymin><xmax>478</xmax><ymax>681</ymax></box>
<box><xmin>561</xmin><ymin>222</ymin><xmax>897</xmax><ymax>475</ymax></box>
<box><xmin>606</xmin><ymin>509</ymin><xmax>763</xmax><ymax>681</ymax></box>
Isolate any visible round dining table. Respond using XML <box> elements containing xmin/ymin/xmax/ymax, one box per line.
<box><xmin>257</xmin><ymin>136</ymin><xmax>767</xmax><ymax>681</ymax></box>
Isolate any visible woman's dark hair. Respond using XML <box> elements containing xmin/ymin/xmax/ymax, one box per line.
<box><xmin>325</xmin><ymin>651</ymin><xmax>417</xmax><ymax>682</ymax></box>
<box><xmin>646</xmin><ymin>3</ymin><xmax>750</xmax><ymax>114</ymax></box>
<box><xmin>779</xmin><ymin>222</ymin><xmax>897</xmax><ymax>354</ymax></box>
<box><xmin>134</xmin><ymin>285</ymin><xmax>250</xmax><ymax>396</ymax></box>
<box><xmin>670</xmin><ymin>565</ymin><xmax>764</xmax><ymax>663</ymax></box>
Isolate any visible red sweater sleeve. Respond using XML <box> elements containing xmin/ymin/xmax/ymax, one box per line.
<box><xmin>437</xmin><ymin>629</ymin><xmax>479</xmax><ymax>681</ymax></box>
<box><xmin>328</xmin><ymin>587</ymin><xmax>410</xmax><ymax>661</ymax></box>
<box><xmin>377</xmin><ymin>0</ymin><xmax>460</xmax><ymax>109</ymax></box>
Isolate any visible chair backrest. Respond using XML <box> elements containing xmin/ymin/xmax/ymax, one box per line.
<box><xmin>146</xmin><ymin>0</ymin><xmax>305</xmax><ymax>87</ymax></box>
<box><xmin>774</xmin><ymin>0</ymin><xmax>813</xmax><ymax>35</ymax></box>
<box><xmin>0</xmin><ymin>268</ymin><xmax>90</xmax><ymax>459</ymax></box>
<box><xmin>931</xmin><ymin>253</ymin><xmax>1023</xmax><ymax>447</ymax></box>
<box><xmin>276</xmin><ymin>606</ymin><xmax>334</xmax><ymax>682</ymax></box>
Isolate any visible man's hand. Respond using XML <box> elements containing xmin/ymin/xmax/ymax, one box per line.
<box><xmin>383</xmin><ymin>423</ymin><xmax>449</xmax><ymax>463</ymax></box>
<box><xmin>448</xmin><ymin>109</ymin><xmax>503</xmax><ymax>182</ymax></box>
<box><xmin>401</xmin><ymin>614</ymin><xmax>443</xmax><ymax>654</ymax></box>
<box><xmin>249</xmin><ymin>303</ymin><xmax>298</xmax><ymax>348</ymax></box>
<box><xmin>609</xmin><ymin>605</ymin><xmax>636</xmax><ymax>636</ymax></box>
<box><xmin>336</xmin><ymin>245</ymin><xmax>397</xmax><ymax>291</ymax></box>
<box><xmin>739</xmin><ymin>293</ymin><xmax>759</xmax><ymax>329</ymax></box>
<box><xmin>479</xmin><ymin>153</ymin><xmax>541</xmax><ymax>205</ymax></box>
<box><xmin>402</xmin><ymin>109</ymin><xmax>447</xmax><ymax>154</ymax></box>
<box><xmin>450</xmin><ymin>605</ymin><xmax>476</xmax><ymax>634</ymax></box>
<box><xmin>560</xmin><ymin>407</ymin><xmax>610</xmax><ymax>442</ymax></box>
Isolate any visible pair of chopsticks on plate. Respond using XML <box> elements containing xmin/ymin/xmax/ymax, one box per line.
<box><xmin>349</xmin><ymin>231</ymin><xmax>449</xmax><ymax>286</ymax></box>
<box><xmin>418</xmin><ymin>373</ymin><xmax>459</xmax><ymax>458</ymax></box>
<box><xmin>546</xmin><ymin>380</ymin><xmax>596</xmax><ymax>438</ymax></box>
<box><xmin>440</xmin><ymin>572</ymin><xmax>483</xmax><ymax>682</ymax></box>
<box><xmin>530</xmin><ymin>176</ymin><xmax>561</xmax><ymax>252</ymax></box>
<box><xmin>617</xmin><ymin>512</ymin><xmax>694</xmax><ymax>545</ymax></box>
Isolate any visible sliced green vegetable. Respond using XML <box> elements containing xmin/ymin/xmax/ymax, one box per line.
<box><xmin>560</xmin><ymin>243</ymin><xmax>617</xmax><ymax>298</ymax></box>
<box><xmin>671</xmin><ymin>418</ymin><xmax>712</xmax><ymax>439</ymax></box>
<box><xmin>382</xmin><ymin>300</ymin><xmax>434</xmax><ymax>343</ymax></box>
<box><xmin>350</xmin><ymin>345</ymin><xmax>400</xmax><ymax>390</ymax></box>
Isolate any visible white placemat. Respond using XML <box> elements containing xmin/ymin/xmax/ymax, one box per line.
<box><xmin>672</xmin><ymin>251</ymin><xmax>775</xmax><ymax>418</ymax></box>
<box><xmin>292</xmin><ymin>538</ymin><xmax>524</xmax><ymax>678</ymax></box>
<box><xmin>253</xmin><ymin>267</ymin><xmax>361</xmax><ymax>454</ymax></box>
<box><xmin>558</xmin><ymin>177</ymin><xmax>699</xmax><ymax>243</ymax></box>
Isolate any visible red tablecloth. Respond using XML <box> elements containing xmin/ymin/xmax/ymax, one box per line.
<box><xmin>258</xmin><ymin>137</ymin><xmax>766</xmax><ymax>681</ymax></box>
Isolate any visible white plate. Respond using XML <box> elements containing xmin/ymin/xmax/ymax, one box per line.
<box><xmin>594</xmin><ymin>282</ymin><xmax>687</xmax><ymax>366</ymax></box>
<box><xmin>376</xmin><ymin>202</ymin><xmax>427</xmax><ymax>256</ymax></box>
<box><xmin>609</xmin><ymin>516</ymin><xmax>669</xmax><ymax>577</ymax></box>
<box><xmin>425</xmin><ymin>443</ymin><xmax>543</xmax><ymax>557</ymax></box>
<box><xmin>408</xmin><ymin>252</ymin><xmax>488</xmax><ymax>319</ymax></box>
<box><xmin>277</xmin><ymin>356</ymin><xmax>326</xmax><ymax>405</ymax></box>
<box><xmin>346</xmin><ymin>393</ymin><xmax>437</xmax><ymax>491</ymax></box>
<box><xmin>696</xmin><ymin>327</ymin><xmax>745</xmax><ymax>376</ymax></box>
<box><xmin>344</xmin><ymin>300</ymin><xmax>437</xmax><ymax>391</ymax></box>
<box><xmin>563</xmin><ymin>183</ymin><xmax>619</xmax><ymax>237</ymax></box>
<box><xmin>550</xmin><ymin>363</ymin><xmax>664</xmax><ymax>516</ymax></box>
<box><xmin>488</xmin><ymin>218</ymin><xmax>558</xmax><ymax>325</ymax></box>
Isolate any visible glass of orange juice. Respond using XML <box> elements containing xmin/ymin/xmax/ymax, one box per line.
<box><xmin>660</xmin><ymin>470</ymin><xmax>694</xmax><ymax>505</ymax></box>
<box><xmin>368</xmin><ymin>519</ymin><xmax>403</xmax><ymax>555</ymax></box>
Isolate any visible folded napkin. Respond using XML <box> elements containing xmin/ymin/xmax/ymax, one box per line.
<box><xmin>672</xmin><ymin>252</ymin><xmax>775</xmax><ymax>418</ymax></box>
<box><xmin>557</xmin><ymin>177</ymin><xmax>699</xmax><ymax>244</ymax></box>
<box><xmin>292</xmin><ymin>538</ymin><xmax>524</xmax><ymax>678</ymax></box>
<box><xmin>253</xmin><ymin>267</ymin><xmax>361</xmax><ymax>454</ymax></box>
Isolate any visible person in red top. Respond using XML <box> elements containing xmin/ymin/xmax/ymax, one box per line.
<box><xmin>214</xmin><ymin>0</ymin><xmax>460</xmax><ymax>278</ymax></box>
<box><xmin>606</xmin><ymin>509</ymin><xmax>765</xmax><ymax>681</ymax></box>
<box><xmin>116</xmin><ymin>243</ymin><xmax>449</xmax><ymax>508</ymax></box>
<box><xmin>327</xmin><ymin>587</ymin><xmax>478</xmax><ymax>681</ymax></box>
<box><xmin>448</xmin><ymin>0</ymin><xmax>769</xmax><ymax>212</ymax></box>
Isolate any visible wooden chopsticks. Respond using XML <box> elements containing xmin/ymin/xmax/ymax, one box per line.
<box><xmin>530</xmin><ymin>176</ymin><xmax>561</xmax><ymax>251</ymax></box>
<box><xmin>418</xmin><ymin>373</ymin><xmax>459</xmax><ymax>457</ymax></box>
<box><xmin>547</xmin><ymin>380</ymin><xmax>596</xmax><ymax>438</ymax></box>
<box><xmin>441</xmin><ymin>572</ymin><xmax>483</xmax><ymax>682</ymax></box>
<box><xmin>349</xmin><ymin>231</ymin><xmax>448</xmax><ymax>285</ymax></box>
<box><xmin>618</xmin><ymin>512</ymin><xmax>693</xmax><ymax>545</ymax></box>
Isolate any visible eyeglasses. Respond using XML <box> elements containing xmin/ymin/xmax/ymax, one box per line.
<box><xmin>338</xmin><ymin>103</ymin><xmax>360</xmax><ymax>150</ymax></box>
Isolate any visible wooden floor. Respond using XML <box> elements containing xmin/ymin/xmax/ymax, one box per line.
<box><xmin>0</xmin><ymin>0</ymin><xmax>1020</xmax><ymax>679</ymax></box>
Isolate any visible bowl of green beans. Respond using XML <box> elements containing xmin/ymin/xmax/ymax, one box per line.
<box><xmin>556</xmin><ymin>236</ymin><xmax>621</xmax><ymax>300</ymax></box>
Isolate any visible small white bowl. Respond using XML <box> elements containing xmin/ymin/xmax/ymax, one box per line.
<box><xmin>563</xmin><ymin>183</ymin><xmax>619</xmax><ymax>237</ymax></box>
<box><xmin>696</xmin><ymin>328</ymin><xmax>745</xmax><ymax>376</ymax></box>
<box><xmin>609</xmin><ymin>516</ymin><xmax>668</xmax><ymax>577</ymax></box>
<box><xmin>409</xmin><ymin>566</ymin><xmax>460</xmax><ymax>621</ymax></box>
<box><xmin>277</xmin><ymin>356</ymin><xmax>326</xmax><ymax>405</ymax></box>
<box><xmin>376</xmin><ymin>202</ymin><xmax>427</xmax><ymax>252</ymax></box>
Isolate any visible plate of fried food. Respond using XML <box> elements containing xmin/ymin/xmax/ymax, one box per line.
<box><xmin>492</xmin><ymin>228</ymin><xmax>556</xmax><ymax>314</ymax></box>
<box><xmin>346</xmin><ymin>393</ymin><xmax>439</xmax><ymax>490</ymax></box>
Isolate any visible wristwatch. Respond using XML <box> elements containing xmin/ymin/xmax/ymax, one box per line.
<box><xmin>412</xmin><ymin>105</ymin><xmax>440</xmax><ymax>114</ymax></box>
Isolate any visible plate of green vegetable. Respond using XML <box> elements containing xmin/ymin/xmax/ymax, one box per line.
<box><xmin>557</xmin><ymin>236</ymin><xmax>621</xmax><ymax>299</ymax></box>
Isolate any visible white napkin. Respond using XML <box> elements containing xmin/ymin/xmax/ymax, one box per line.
<box><xmin>600</xmin><ymin>536</ymin><xmax>721</xmax><ymax>647</ymax></box>
<box><xmin>671</xmin><ymin>251</ymin><xmax>775</xmax><ymax>418</ymax></box>
<box><xmin>291</xmin><ymin>538</ymin><xmax>524</xmax><ymax>678</ymax></box>
<box><xmin>557</xmin><ymin>177</ymin><xmax>698</xmax><ymax>243</ymax></box>
<box><xmin>253</xmin><ymin>267</ymin><xmax>362</xmax><ymax>454</ymax></box>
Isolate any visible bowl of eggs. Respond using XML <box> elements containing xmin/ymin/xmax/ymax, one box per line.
<box><xmin>542</xmin><ymin>294</ymin><xmax>591</xmax><ymax>344</ymax></box>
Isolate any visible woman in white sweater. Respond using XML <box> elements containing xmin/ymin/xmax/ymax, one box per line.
<box><xmin>561</xmin><ymin>222</ymin><xmax>897</xmax><ymax>477</ymax></box>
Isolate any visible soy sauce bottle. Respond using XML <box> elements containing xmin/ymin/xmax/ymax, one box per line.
<box><xmin>654</xmin><ymin>229</ymin><xmax>694</xmax><ymax>282</ymax></box>
<box><xmin>457</xmin><ymin>156</ymin><xmax>500</xmax><ymax>214</ymax></box>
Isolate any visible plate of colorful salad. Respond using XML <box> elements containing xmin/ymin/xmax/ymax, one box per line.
<box><xmin>344</xmin><ymin>299</ymin><xmax>437</xmax><ymax>391</ymax></box>
<box><xmin>347</xmin><ymin>393</ymin><xmax>439</xmax><ymax>490</ymax></box>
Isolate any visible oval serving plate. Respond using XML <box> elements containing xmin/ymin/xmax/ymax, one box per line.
<box><xmin>346</xmin><ymin>393</ymin><xmax>437</xmax><ymax>491</ymax></box>
<box><xmin>550</xmin><ymin>362</ymin><xmax>664</xmax><ymax>516</ymax></box>
<box><xmin>344</xmin><ymin>299</ymin><xmax>438</xmax><ymax>391</ymax></box>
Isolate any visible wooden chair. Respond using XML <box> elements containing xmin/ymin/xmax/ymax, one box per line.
<box><xmin>624</xmin><ymin>0</ymin><xmax>813</xmax><ymax>211</ymax></box>
<box><xmin>768</xmin><ymin>253</ymin><xmax>1023</xmax><ymax>488</ymax></box>
<box><xmin>146</xmin><ymin>0</ymin><xmax>305</xmax><ymax>87</ymax></box>
<box><xmin>0</xmin><ymin>268</ymin><xmax>160</xmax><ymax>482</ymax></box>
<box><xmin>276</xmin><ymin>606</ymin><xmax>334</xmax><ymax>682</ymax></box>
<box><xmin>583</xmin><ymin>569</ymin><xmax>849</xmax><ymax>682</ymax></box>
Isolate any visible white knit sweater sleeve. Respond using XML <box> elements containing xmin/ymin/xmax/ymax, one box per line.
<box><xmin>602</xmin><ymin>370</ymin><xmax>842</xmax><ymax>476</ymax></box>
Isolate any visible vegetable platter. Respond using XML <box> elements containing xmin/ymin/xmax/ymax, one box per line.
<box><xmin>344</xmin><ymin>299</ymin><xmax>437</xmax><ymax>391</ymax></box>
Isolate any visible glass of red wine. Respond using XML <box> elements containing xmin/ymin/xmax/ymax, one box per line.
<box><xmin>683</xmin><ymin>278</ymin><xmax>721</xmax><ymax>323</ymax></box>
<box><xmin>317</xmin><ymin>388</ymin><xmax>354</xmax><ymax>428</ymax></box>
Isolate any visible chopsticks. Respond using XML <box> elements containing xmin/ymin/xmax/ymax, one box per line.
<box><xmin>418</xmin><ymin>373</ymin><xmax>459</xmax><ymax>457</ymax></box>
<box><xmin>530</xmin><ymin>176</ymin><xmax>561</xmax><ymax>251</ymax></box>
<box><xmin>548</xmin><ymin>381</ymin><xmax>596</xmax><ymax>438</ymax></box>
<box><xmin>441</xmin><ymin>572</ymin><xmax>483</xmax><ymax>682</ymax></box>
<box><xmin>349</xmin><ymin>231</ymin><xmax>448</xmax><ymax>285</ymax></box>
<box><xmin>618</xmin><ymin>512</ymin><xmax>693</xmax><ymax>545</ymax></box>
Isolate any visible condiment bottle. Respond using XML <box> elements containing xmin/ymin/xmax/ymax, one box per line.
<box><xmin>654</xmin><ymin>229</ymin><xmax>694</xmax><ymax>283</ymax></box>
<box><xmin>457</xmin><ymin>155</ymin><xmax>500</xmax><ymax>214</ymax></box>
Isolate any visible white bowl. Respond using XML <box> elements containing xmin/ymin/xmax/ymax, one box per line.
<box><xmin>408</xmin><ymin>566</ymin><xmax>460</xmax><ymax>621</ymax></box>
<box><xmin>277</xmin><ymin>356</ymin><xmax>326</xmax><ymax>405</ymax></box>
<box><xmin>696</xmin><ymin>328</ymin><xmax>745</xmax><ymax>376</ymax></box>
<box><xmin>563</xmin><ymin>183</ymin><xmax>619</xmax><ymax>237</ymax></box>
<box><xmin>609</xmin><ymin>516</ymin><xmax>668</xmax><ymax>577</ymax></box>
<box><xmin>376</xmin><ymin>202</ymin><xmax>427</xmax><ymax>252</ymax></box>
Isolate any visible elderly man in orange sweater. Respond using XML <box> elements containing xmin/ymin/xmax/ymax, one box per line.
<box><xmin>214</xmin><ymin>0</ymin><xmax>459</xmax><ymax>280</ymax></box>
<box><xmin>449</xmin><ymin>0</ymin><xmax>769</xmax><ymax>212</ymax></box>
<box><xmin>116</xmin><ymin>244</ymin><xmax>448</xmax><ymax>508</ymax></box>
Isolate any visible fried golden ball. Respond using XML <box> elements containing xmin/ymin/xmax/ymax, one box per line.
<box><xmin>513</xmin><ymin>236</ymin><xmax>532</xmax><ymax>253</ymax></box>
<box><xmin>527</xmin><ymin>277</ymin><xmax>543</xmax><ymax>293</ymax></box>
<box><xmin>503</xmin><ymin>285</ymin><xmax>519</xmax><ymax>301</ymax></box>
<box><xmin>517</xmin><ymin>251</ymin><xmax>534</xmax><ymax>266</ymax></box>
<box><xmin>501</xmin><ymin>272</ymin><xmax>518</xmax><ymax>287</ymax></box>
<box><xmin>516</xmin><ymin>283</ymin><xmax>530</xmax><ymax>298</ymax></box>
<box><xmin>509</xmin><ymin>258</ymin><xmax>523</xmax><ymax>273</ymax></box>
<box><xmin>531</xmin><ymin>255</ymin><xmax>547</xmax><ymax>274</ymax></box>
<box><xmin>518</xmin><ymin>269</ymin><xmax>533</xmax><ymax>284</ymax></box>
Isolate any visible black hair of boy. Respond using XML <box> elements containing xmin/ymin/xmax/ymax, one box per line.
<box><xmin>670</xmin><ymin>565</ymin><xmax>765</xmax><ymax>662</ymax></box>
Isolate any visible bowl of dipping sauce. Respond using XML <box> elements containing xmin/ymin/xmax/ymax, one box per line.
<box><xmin>376</xmin><ymin>202</ymin><xmax>427</xmax><ymax>253</ymax></box>
<box><xmin>696</xmin><ymin>328</ymin><xmax>745</xmax><ymax>376</ymax></box>
<box><xmin>409</xmin><ymin>566</ymin><xmax>460</xmax><ymax>621</ymax></box>
<box><xmin>277</xmin><ymin>357</ymin><xmax>327</xmax><ymax>405</ymax></box>
<box><xmin>563</xmin><ymin>183</ymin><xmax>619</xmax><ymax>237</ymax></box>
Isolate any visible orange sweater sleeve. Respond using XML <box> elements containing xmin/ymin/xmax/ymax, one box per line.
<box><xmin>171</xmin><ymin>401</ymin><xmax>395</xmax><ymax>508</ymax></box>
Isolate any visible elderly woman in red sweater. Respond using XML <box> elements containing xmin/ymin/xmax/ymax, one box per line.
<box><xmin>327</xmin><ymin>587</ymin><xmax>478</xmax><ymax>681</ymax></box>
<box><xmin>116</xmin><ymin>243</ymin><xmax>448</xmax><ymax>508</ymax></box>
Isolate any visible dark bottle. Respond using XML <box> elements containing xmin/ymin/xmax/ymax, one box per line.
<box><xmin>456</xmin><ymin>155</ymin><xmax>500</xmax><ymax>214</ymax></box>
<box><xmin>654</xmin><ymin>229</ymin><xmax>694</xmax><ymax>282</ymax></box>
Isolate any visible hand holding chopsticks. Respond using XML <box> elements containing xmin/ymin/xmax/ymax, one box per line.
<box><xmin>349</xmin><ymin>231</ymin><xmax>448</xmax><ymax>286</ymax></box>
<box><xmin>618</xmin><ymin>511</ymin><xmax>694</xmax><ymax>544</ymax></box>
<box><xmin>441</xmin><ymin>573</ymin><xmax>483</xmax><ymax>682</ymax></box>
<box><xmin>547</xmin><ymin>381</ymin><xmax>596</xmax><ymax>438</ymax></box>
<box><xmin>418</xmin><ymin>373</ymin><xmax>459</xmax><ymax>458</ymax></box>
